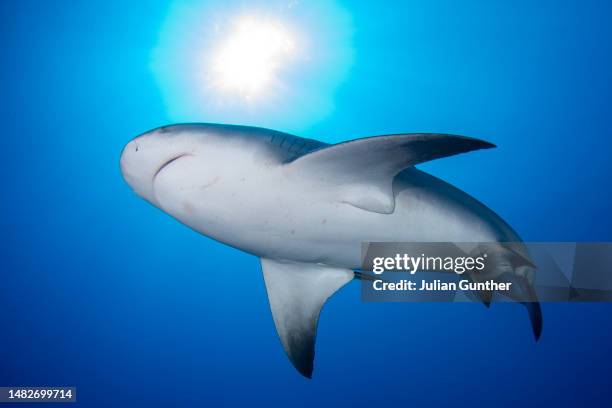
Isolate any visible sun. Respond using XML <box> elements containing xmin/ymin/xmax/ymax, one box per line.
<box><xmin>151</xmin><ymin>1</ymin><xmax>354</xmax><ymax>127</ymax></box>
<box><xmin>209</xmin><ymin>17</ymin><xmax>296</xmax><ymax>99</ymax></box>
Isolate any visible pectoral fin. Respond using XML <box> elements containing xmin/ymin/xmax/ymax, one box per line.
<box><xmin>260</xmin><ymin>258</ymin><xmax>354</xmax><ymax>378</ymax></box>
<box><xmin>287</xmin><ymin>133</ymin><xmax>495</xmax><ymax>214</ymax></box>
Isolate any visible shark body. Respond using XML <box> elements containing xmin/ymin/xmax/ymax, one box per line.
<box><xmin>120</xmin><ymin>123</ymin><xmax>541</xmax><ymax>378</ymax></box>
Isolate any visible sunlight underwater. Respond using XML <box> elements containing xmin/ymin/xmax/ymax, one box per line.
<box><xmin>150</xmin><ymin>0</ymin><xmax>354</xmax><ymax>132</ymax></box>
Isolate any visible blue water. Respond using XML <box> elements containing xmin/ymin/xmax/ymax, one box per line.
<box><xmin>2</xmin><ymin>1</ymin><xmax>612</xmax><ymax>406</ymax></box>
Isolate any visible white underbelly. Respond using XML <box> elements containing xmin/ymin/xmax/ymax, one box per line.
<box><xmin>180</xmin><ymin>171</ymin><xmax>519</xmax><ymax>270</ymax></box>
<box><xmin>226</xmin><ymin>190</ymin><xmax>503</xmax><ymax>269</ymax></box>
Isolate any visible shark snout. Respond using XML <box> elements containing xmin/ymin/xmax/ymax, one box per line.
<box><xmin>120</xmin><ymin>128</ymin><xmax>194</xmax><ymax>204</ymax></box>
<box><xmin>120</xmin><ymin>137</ymin><xmax>156</xmax><ymax>203</ymax></box>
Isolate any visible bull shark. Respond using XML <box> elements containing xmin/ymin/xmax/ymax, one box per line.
<box><xmin>120</xmin><ymin>123</ymin><xmax>542</xmax><ymax>378</ymax></box>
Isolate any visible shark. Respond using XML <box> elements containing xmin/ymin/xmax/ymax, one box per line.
<box><xmin>120</xmin><ymin>123</ymin><xmax>542</xmax><ymax>378</ymax></box>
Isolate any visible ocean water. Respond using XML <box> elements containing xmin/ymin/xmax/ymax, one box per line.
<box><xmin>1</xmin><ymin>0</ymin><xmax>612</xmax><ymax>406</ymax></box>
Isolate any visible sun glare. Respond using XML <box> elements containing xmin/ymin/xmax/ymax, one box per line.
<box><xmin>210</xmin><ymin>17</ymin><xmax>296</xmax><ymax>99</ymax></box>
<box><xmin>152</xmin><ymin>0</ymin><xmax>354</xmax><ymax>127</ymax></box>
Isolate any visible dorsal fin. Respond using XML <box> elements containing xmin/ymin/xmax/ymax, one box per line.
<box><xmin>260</xmin><ymin>258</ymin><xmax>353</xmax><ymax>378</ymax></box>
<box><xmin>287</xmin><ymin>133</ymin><xmax>495</xmax><ymax>214</ymax></box>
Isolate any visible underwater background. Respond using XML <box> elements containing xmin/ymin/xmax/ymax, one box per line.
<box><xmin>1</xmin><ymin>0</ymin><xmax>612</xmax><ymax>406</ymax></box>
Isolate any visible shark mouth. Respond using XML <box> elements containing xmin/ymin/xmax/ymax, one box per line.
<box><xmin>153</xmin><ymin>153</ymin><xmax>191</xmax><ymax>182</ymax></box>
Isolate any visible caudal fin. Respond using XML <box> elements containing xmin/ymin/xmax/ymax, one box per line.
<box><xmin>522</xmin><ymin>301</ymin><xmax>543</xmax><ymax>341</ymax></box>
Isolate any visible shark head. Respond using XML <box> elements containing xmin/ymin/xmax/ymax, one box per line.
<box><xmin>120</xmin><ymin>123</ymin><xmax>279</xmax><ymax>242</ymax></box>
<box><xmin>120</xmin><ymin>125</ymin><xmax>221</xmax><ymax>210</ymax></box>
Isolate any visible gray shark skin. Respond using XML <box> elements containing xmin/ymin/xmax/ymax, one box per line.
<box><xmin>120</xmin><ymin>123</ymin><xmax>542</xmax><ymax>378</ymax></box>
